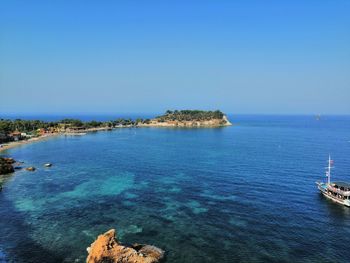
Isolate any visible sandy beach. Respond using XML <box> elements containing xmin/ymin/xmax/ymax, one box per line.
<box><xmin>0</xmin><ymin>133</ymin><xmax>61</xmax><ymax>153</ymax></box>
<box><xmin>0</xmin><ymin>127</ymin><xmax>114</xmax><ymax>153</ymax></box>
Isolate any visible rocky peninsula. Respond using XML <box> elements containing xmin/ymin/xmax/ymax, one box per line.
<box><xmin>139</xmin><ymin>110</ymin><xmax>232</xmax><ymax>127</ymax></box>
<box><xmin>86</xmin><ymin>229</ymin><xmax>164</xmax><ymax>263</ymax></box>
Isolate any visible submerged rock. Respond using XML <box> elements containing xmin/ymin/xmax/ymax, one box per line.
<box><xmin>25</xmin><ymin>167</ymin><xmax>36</xmax><ymax>171</ymax></box>
<box><xmin>0</xmin><ymin>157</ymin><xmax>15</xmax><ymax>175</ymax></box>
<box><xmin>86</xmin><ymin>229</ymin><xmax>164</xmax><ymax>263</ymax></box>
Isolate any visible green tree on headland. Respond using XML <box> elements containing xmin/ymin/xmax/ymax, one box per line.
<box><xmin>156</xmin><ymin>110</ymin><xmax>224</xmax><ymax>122</ymax></box>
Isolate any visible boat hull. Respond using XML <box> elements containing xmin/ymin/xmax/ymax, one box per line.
<box><xmin>317</xmin><ymin>183</ymin><xmax>350</xmax><ymax>207</ymax></box>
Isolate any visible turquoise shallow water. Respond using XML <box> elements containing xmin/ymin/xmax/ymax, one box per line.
<box><xmin>1</xmin><ymin>115</ymin><xmax>350</xmax><ymax>262</ymax></box>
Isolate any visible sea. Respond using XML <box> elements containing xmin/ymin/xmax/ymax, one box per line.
<box><xmin>0</xmin><ymin>115</ymin><xmax>350</xmax><ymax>263</ymax></box>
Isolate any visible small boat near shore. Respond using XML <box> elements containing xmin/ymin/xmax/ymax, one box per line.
<box><xmin>64</xmin><ymin>132</ymin><xmax>87</xmax><ymax>136</ymax></box>
<box><xmin>316</xmin><ymin>156</ymin><xmax>350</xmax><ymax>207</ymax></box>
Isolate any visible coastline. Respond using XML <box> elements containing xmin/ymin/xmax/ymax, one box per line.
<box><xmin>0</xmin><ymin>126</ymin><xmax>117</xmax><ymax>153</ymax></box>
<box><xmin>0</xmin><ymin>133</ymin><xmax>61</xmax><ymax>153</ymax></box>
<box><xmin>0</xmin><ymin>114</ymin><xmax>232</xmax><ymax>153</ymax></box>
<box><xmin>0</xmin><ymin>122</ymin><xmax>232</xmax><ymax>153</ymax></box>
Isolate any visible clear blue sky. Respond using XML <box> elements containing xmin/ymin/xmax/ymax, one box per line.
<box><xmin>1</xmin><ymin>0</ymin><xmax>349</xmax><ymax>115</ymax></box>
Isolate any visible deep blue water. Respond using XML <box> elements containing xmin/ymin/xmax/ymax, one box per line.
<box><xmin>1</xmin><ymin>115</ymin><xmax>350</xmax><ymax>263</ymax></box>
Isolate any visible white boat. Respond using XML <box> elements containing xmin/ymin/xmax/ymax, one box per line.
<box><xmin>316</xmin><ymin>156</ymin><xmax>350</xmax><ymax>207</ymax></box>
<box><xmin>64</xmin><ymin>132</ymin><xmax>87</xmax><ymax>136</ymax></box>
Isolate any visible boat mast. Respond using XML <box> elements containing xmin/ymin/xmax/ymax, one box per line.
<box><xmin>326</xmin><ymin>155</ymin><xmax>332</xmax><ymax>185</ymax></box>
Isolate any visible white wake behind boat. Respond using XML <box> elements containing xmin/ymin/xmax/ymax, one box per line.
<box><xmin>316</xmin><ymin>156</ymin><xmax>350</xmax><ymax>207</ymax></box>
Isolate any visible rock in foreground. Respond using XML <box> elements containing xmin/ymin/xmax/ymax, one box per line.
<box><xmin>0</xmin><ymin>157</ymin><xmax>15</xmax><ymax>175</ymax></box>
<box><xmin>86</xmin><ymin>229</ymin><xmax>164</xmax><ymax>263</ymax></box>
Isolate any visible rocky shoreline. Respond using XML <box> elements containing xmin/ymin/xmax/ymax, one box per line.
<box><xmin>0</xmin><ymin>157</ymin><xmax>15</xmax><ymax>175</ymax></box>
<box><xmin>139</xmin><ymin>115</ymin><xmax>232</xmax><ymax>127</ymax></box>
<box><xmin>86</xmin><ymin>229</ymin><xmax>164</xmax><ymax>263</ymax></box>
<box><xmin>0</xmin><ymin>157</ymin><xmax>16</xmax><ymax>190</ymax></box>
